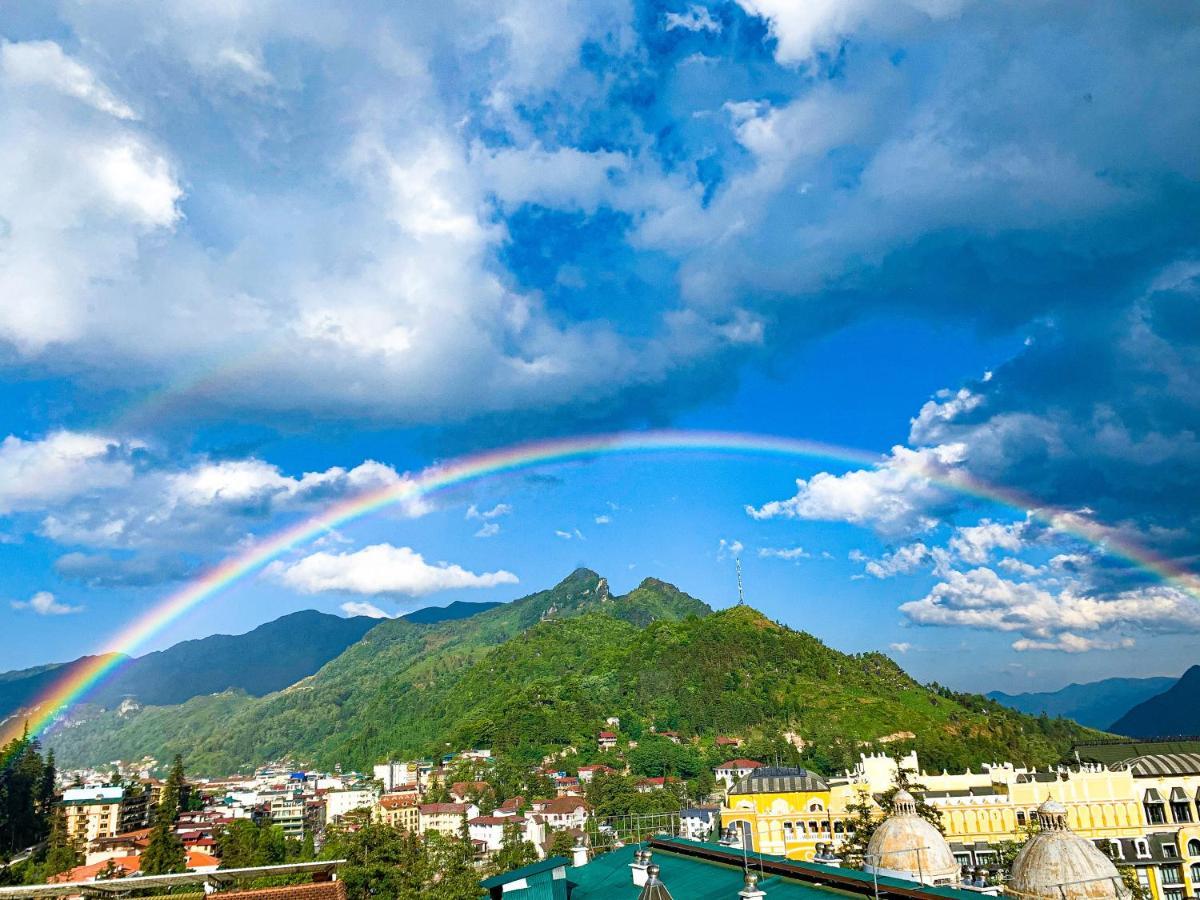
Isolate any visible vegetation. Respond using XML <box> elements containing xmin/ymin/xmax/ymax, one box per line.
<box><xmin>319</xmin><ymin>822</ymin><xmax>480</xmax><ymax>900</ymax></box>
<box><xmin>140</xmin><ymin>755</ymin><xmax>187</xmax><ymax>875</ymax></box>
<box><xmin>46</xmin><ymin>570</ymin><xmax>1100</xmax><ymax>779</ymax></box>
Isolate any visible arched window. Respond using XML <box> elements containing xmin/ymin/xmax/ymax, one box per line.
<box><xmin>1188</xmin><ymin>839</ymin><xmax>1200</xmax><ymax>857</ymax></box>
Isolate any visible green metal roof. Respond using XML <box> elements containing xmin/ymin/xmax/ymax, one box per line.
<box><xmin>480</xmin><ymin>855</ymin><xmax>571</xmax><ymax>889</ymax></box>
<box><xmin>557</xmin><ymin>837</ymin><xmax>979</xmax><ymax>900</ymax></box>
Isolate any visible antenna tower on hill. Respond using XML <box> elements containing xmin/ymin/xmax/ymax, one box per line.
<box><xmin>736</xmin><ymin>556</ymin><xmax>745</xmax><ymax>605</ymax></box>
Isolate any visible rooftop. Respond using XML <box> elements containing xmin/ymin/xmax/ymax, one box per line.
<box><xmin>730</xmin><ymin>766</ymin><xmax>829</xmax><ymax>795</ymax></box>
<box><xmin>485</xmin><ymin>837</ymin><xmax>978</xmax><ymax>900</ymax></box>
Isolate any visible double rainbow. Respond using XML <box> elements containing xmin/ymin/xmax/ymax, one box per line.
<box><xmin>6</xmin><ymin>429</ymin><xmax>1198</xmax><ymax>746</ymax></box>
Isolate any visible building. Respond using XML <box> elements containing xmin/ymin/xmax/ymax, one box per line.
<box><xmin>578</xmin><ymin>765</ymin><xmax>617</xmax><ymax>783</ymax></box>
<box><xmin>59</xmin><ymin>787</ymin><xmax>125</xmax><ymax>844</ymax></box>
<box><xmin>678</xmin><ymin>807</ymin><xmax>720</xmax><ymax>842</ymax></box>
<box><xmin>372</xmin><ymin>762</ymin><xmax>415</xmax><ymax>792</ymax></box>
<box><xmin>450</xmin><ymin>781</ymin><xmax>490</xmax><ymax>803</ymax></box>
<box><xmin>531</xmin><ymin>797</ymin><xmax>590</xmax><ymax>830</ymax></box>
<box><xmin>325</xmin><ymin>788</ymin><xmax>379</xmax><ymax>823</ymax></box>
<box><xmin>598</xmin><ymin>731</ymin><xmax>618</xmax><ymax>751</ymax></box>
<box><xmin>715</xmin><ymin>759</ymin><xmax>765</xmax><ymax>790</ymax></box>
<box><xmin>468</xmin><ymin>815</ymin><xmax>530</xmax><ymax>854</ymax></box>
<box><xmin>864</xmin><ymin>790</ymin><xmax>961</xmax><ymax>886</ymax></box>
<box><xmin>1007</xmin><ymin>800</ymin><xmax>1129</xmax><ymax>900</ymax></box>
<box><xmin>269</xmin><ymin>796</ymin><xmax>325</xmax><ymax>840</ymax></box>
<box><xmin>375</xmin><ymin>793</ymin><xmax>420</xmax><ymax>832</ymax></box>
<box><xmin>721</xmin><ymin>766</ymin><xmax>837</xmax><ymax>859</ymax></box>
<box><xmin>51</xmin><ymin>849</ymin><xmax>220</xmax><ymax>882</ymax></box>
<box><xmin>419</xmin><ymin>802</ymin><xmax>478</xmax><ymax>837</ymax></box>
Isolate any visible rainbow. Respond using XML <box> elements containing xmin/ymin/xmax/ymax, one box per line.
<box><xmin>7</xmin><ymin>429</ymin><xmax>1200</xmax><ymax>747</ymax></box>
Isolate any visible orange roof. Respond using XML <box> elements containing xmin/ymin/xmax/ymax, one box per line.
<box><xmin>50</xmin><ymin>849</ymin><xmax>221</xmax><ymax>883</ymax></box>
<box><xmin>379</xmin><ymin>794</ymin><xmax>419</xmax><ymax>809</ymax></box>
<box><xmin>218</xmin><ymin>883</ymin><xmax>347</xmax><ymax>900</ymax></box>
<box><xmin>718</xmin><ymin>758</ymin><xmax>765</xmax><ymax>769</ymax></box>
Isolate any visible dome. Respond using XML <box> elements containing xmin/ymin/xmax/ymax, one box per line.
<box><xmin>1006</xmin><ymin>801</ymin><xmax>1130</xmax><ymax>900</ymax></box>
<box><xmin>864</xmin><ymin>790</ymin><xmax>960</xmax><ymax>886</ymax></box>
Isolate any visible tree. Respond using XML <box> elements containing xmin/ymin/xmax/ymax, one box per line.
<box><xmin>158</xmin><ymin>755</ymin><xmax>186</xmax><ymax>822</ymax></box>
<box><xmin>547</xmin><ymin>829</ymin><xmax>576</xmax><ymax>858</ymax></box>
<box><xmin>841</xmin><ymin>787</ymin><xmax>879</xmax><ymax>869</ymax></box>
<box><xmin>1119</xmin><ymin>866</ymin><xmax>1150</xmax><ymax>900</ymax></box>
<box><xmin>490</xmin><ymin>822</ymin><xmax>537</xmax><ymax>875</ymax></box>
<box><xmin>43</xmin><ymin>807</ymin><xmax>82</xmax><ymax>877</ymax></box>
<box><xmin>140</xmin><ymin>819</ymin><xmax>187</xmax><ymax>875</ymax></box>
<box><xmin>216</xmin><ymin>820</ymin><xmax>288</xmax><ymax>869</ymax></box>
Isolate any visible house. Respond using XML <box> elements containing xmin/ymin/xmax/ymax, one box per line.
<box><xmin>715</xmin><ymin>736</ymin><xmax>743</xmax><ymax>749</ymax></box>
<box><xmin>375</xmin><ymin>794</ymin><xmax>420</xmax><ymax>832</ymax></box>
<box><xmin>635</xmin><ymin>777</ymin><xmax>677</xmax><ymax>793</ymax></box>
<box><xmin>531</xmin><ymin>797</ymin><xmax>590</xmax><ymax>830</ymax></box>
<box><xmin>715</xmin><ymin>758</ymin><xmax>764</xmax><ymax>789</ymax></box>
<box><xmin>419</xmin><ymin>802</ymin><xmax>479</xmax><ymax>837</ymax></box>
<box><xmin>554</xmin><ymin>776</ymin><xmax>582</xmax><ymax>797</ymax></box>
<box><xmin>468</xmin><ymin>815</ymin><xmax>528</xmax><ymax>854</ymax></box>
<box><xmin>658</xmin><ymin>732</ymin><xmax>682</xmax><ymax>745</ymax></box>
<box><xmin>325</xmin><ymin>787</ymin><xmax>379</xmax><ymax>823</ymax></box>
<box><xmin>450</xmin><ymin>780</ymin><xmax>490</xmax><ymax>803</ymax></box>
<box><xmin>84</xmin><ymin>828</ymin><xmax>151</xmax><ymax>866</ymax></box>
<box><xmin>597</xmin><ymin>731</ymin><xmax>618</xmax><ymax>751</ymax></box>
<box><xmin>605</xmin><ymin>716</ymin><xmax>620</xmax><ymax>728</ymax></box>
<box><xmin>679</xmin><ymin>807</ymin><xmax>721</xmax><ymax>841</ymax></box>
<box><xmin>496</xmin><ymin>795</ymin><xmax>526</xmax><ymax>815</ymax></box>
<box><xmin>576</xmin><ymin>765</ymin><xmax>617</xmax><ymax>783</ymax></box>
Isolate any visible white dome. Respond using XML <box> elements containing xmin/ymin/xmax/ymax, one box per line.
<box><xmin>1007</xmin><ymin>801</ymin><xmax>1130</xmax><ymax>900</ymax></box>
<box><xmin>864</xmin><ymin>790</ymin><xmax>959</xmax><ymax>886</ymax></box>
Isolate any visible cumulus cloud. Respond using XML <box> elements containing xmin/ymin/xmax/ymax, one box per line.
<box><xmin>594</xmin><ymin>514</ymin><xmax>611</xmax><ymax>525</ymax></box>
<box><xmin>0</xmin><ymin>432</ymin><xmax>136</xmax><ymax>514</ymax></box>
<box><xmin>900</xmin><ymin>565</ymin><xmax>1200</xmax><ymax>652</ymax></box>
<box><xmin>718</xmin><ymin>538</ymin><xmax>744</xmax><ymax>559</ymax></box>
<box><xmin>888</xmin><ymin>642</ymin><xmax>912</xmax><ymax>654</ymax></box>
<box><xmin>856</xmin><ymin>542</ymin><xmax>934</xmax><ymax>579</ymax></box>
<box><xmin>0</xmin><ymin>40</ymin><xmax>136</xmax><ymax>119</ymax></box>
<box><xmin>473</xmin><ymin>522</ymin><xmax>501</xmax><ymax>539</ymax></box>
<box><xmin>268</xmin><ymin>543</ymin><xmax>518</xmax><ymax>597</ymax></box>
<box><xmin>747</xmin><ymin>445</ymin><xmax>966</xmax><ymax>535</ymax></box>
<box><xmin>11</xmin><ymin>591</ymin><xmax>83</xmax><ymax>616</ymax></box>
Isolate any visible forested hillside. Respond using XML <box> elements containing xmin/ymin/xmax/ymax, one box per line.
<box><xmin>45</xmin><ymin>570</ymin><xmax>1098</xmax><ymax>776</ymax></box>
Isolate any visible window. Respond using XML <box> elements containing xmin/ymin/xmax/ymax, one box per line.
<box><xmin>1161</xmin><ymin>865</ymin><xmax>1184</xmax><ymax>886</ymax></box>
<box><xmin>1016</xmin><ymin>811</ymin><xmax>1026</xmax><ymax>826</ymax></box>
<box><xmin>1138</xmin><ymin>869</ymin><xmax>1151</xmax><ymax>891</ymax></box>
<box><xmin>834</xmin><ymin>821</ymin><xmax>844</xmax><ymax>834</ymax></box>
<box><xmin>784</xmin><ymin>822</ymin><xmax>794</xmax><ymax>840</ymax></box>
<box><xmin>955</xmin><ymin>853</ymin><xmax>972</xmax><ymax>867</ymax></box>
<box><xmin>1189</xmin><ymin>863</ymin><xmax>1200</xmax><ymax>884</ymax></box>
<box><xmin>1145</xmin><ymin>803</ymin><xmax>1167</xmax><ymax>825</ymax></box>
<box><xmin>1136</xmin><ymin>840</ymin><xmax>1151</xmax><ymax>859</ymax></box>
<box><xmin>1188</xmin><ymin>838</ymin><xmax>1200</xmax><ymax>857</ymax></box>
<box><xmin>1164</xmin><ymin>843</ymin><xmax>1179</xmax><ymax>859</ymax></box>
<box><xmin>1164</xmin><ymin>890</ymin><xmax>1183</xmax><ymax>900</ymax></box>
<box><xmin>1171</xmin><ymin>802</ymin><xmax>1193</xmax><ymax>823</ymax></box>
<box><xmin>1108</xmin><ymin>841</ymin><xmax>1123</xmax><ymax>860</ymax></box>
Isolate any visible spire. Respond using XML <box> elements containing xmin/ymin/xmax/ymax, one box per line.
<box><xmin>736</xmin><ymin>557</ymin><xmax>745</xmax><ymax>605</ymax></box>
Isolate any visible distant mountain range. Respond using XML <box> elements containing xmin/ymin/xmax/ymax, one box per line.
<box><xmin>43</xmin><ymin>568</ymin><xmax>1100</xmax><ymax>775</ymax></box>
<box><xmin>988</xmin><ymin>676</ymin><xmax>1178</xmax><ymax>731</ymax></box>
<box><xmin>0</xmin><ymin>601</ymin><xmax>500</xmax><ymax>725</ymax></box>
<box><xmin>1109</xmin><ymin>665</ymin><xmax>1200</xmax><ymax>738</ymax></box>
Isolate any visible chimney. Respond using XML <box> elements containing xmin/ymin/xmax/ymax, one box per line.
<box><xmin>572</xmin><ymin>835</ymin><xmax>589</xmax><ymax>868</ymax></box>
<box><xmin>739</xmin><ymin>870</ymin><xmax>766</xmax><ymax>900</ymax></box>
<box><xmin>631</xmin><ymin>848</ymin><xmax>651</xmax><ymax>886</ymax></box>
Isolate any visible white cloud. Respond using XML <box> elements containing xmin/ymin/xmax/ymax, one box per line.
<box><xmin>758</xmin><ymin>546</ymin><xmax>809</xmax><ymax>560</ymax></box>
<box><xmin>664</xmin><ymin>5</ymin><xmax>721</xmax><ymax>33</ymax></box>
<box><xmin>268</xmin><ymin>543</ymin><xmax>518</xmax><ymax>597</ymax></box>
<box><xmin>858</xmin><ymin>542</ymin><xmax>933</xmax><ymax>579</ymax></box>
<box><xmin>594</xmin><ymin>514</ymin><xmax>611</xmax><ymax>525</ymax></box>
<box><xmin>474</xmin><ymin>522</ymin><xmax>501</xmax><ymax>539</ymax></box>
<box><xmin>0</xmin><ymin>40</ymin><xmax>136</xmax><ymax>119</ymax></box>
<box><xmin>733</xmin><ymin>0</ymin><xmax>968</xmax><ymax>66</ymax></box>
<box><xmin>340</xmin><ymin>600</ymin><xmax>396</xmax><ymax>619</ymax></box>
<box><xmin>466</xmin><ymin>503</ymin><xmax>512</xmax><ymax>521</ymax></box>
<box><xmin>0</xmin><ymin>432</ymin><xmax>136</xmax><ymax>514</ymax></box>
<box><xmin>900</xmin><ymin>566</ymin><xmax>1200</xmax><ymax>652</ymax></box>
<box><xmin>555</xmin><ymin>528</ymin><xmax>585</xmax><ymax>540</ymax></box>
<box><xmin>718</xmin><ymin>538</ymin><xmax>744</xmax><ymax>559</ymax></box>
<box><xmin>746</xmin><ymin>444</ymin><xmax>967</xmax><ymax>535</ymax></box>
<box><xmin>888</xmin><ymin>641</ymin><xmax>912</xmax><ymax>654</ymax></box>
<box><xmin>947</xmin><ymin>519</ymin><xmax>1027</xmax><ymax>565</ymax></box>
<box><xmin>11</xmin><ymin>590</ymin><xmax>83</xmax><ymax>615</ymax></box>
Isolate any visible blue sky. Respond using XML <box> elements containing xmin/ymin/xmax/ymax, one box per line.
<box><xmin>1</xmin><ymin>1</ymin><xmax>1199</xmax><ymax>694</ymax></box>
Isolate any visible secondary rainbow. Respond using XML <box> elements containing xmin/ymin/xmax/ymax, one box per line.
<box><xmin>7</xmin><ymin>429</ymin><xmax>1199</xmax><ymax>746</ymax></box>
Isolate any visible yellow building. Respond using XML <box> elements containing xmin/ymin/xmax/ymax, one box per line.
<box><xmin>59</xmin><ymin>786</ymin><xmax>124</xmax><ymax>843</ymax></box>
<box><xmin>721</xmin><ymin>766</ymin><xmax>847</xmax><ymax>859</ymax></box>
<box><xmin>376</xmin><ymin>793</ymin><xmax>421</xmax><ymax>832</ymax></box>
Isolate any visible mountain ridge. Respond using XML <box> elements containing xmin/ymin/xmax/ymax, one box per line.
<box><xmin>987</xmin><ymin>675</ymin><xmax>1178</xmax><ymax>730</ymax></box>
<box><xmin>43</xmin><ymin>570</ymin><xmax>1097</xmax><ymax>776</ymax></box>
<box><xmin>1109</xmin><ymin>665</ymin><xmax>1200</xmax><ymax>737</ymax></box>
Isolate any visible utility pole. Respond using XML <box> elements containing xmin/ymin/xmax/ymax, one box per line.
<box><xmin>736</xmin><ymin>557</ymin><xmax>745</xmax><ymax>605</ymax></box>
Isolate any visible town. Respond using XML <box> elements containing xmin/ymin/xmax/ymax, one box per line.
<box><xmin>3</xmin><ymin>725</ymin><xmax>1197</xmax><ymax>900</ymax></box>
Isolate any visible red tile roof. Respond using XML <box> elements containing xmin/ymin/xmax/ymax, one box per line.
<box><xmin>717</xmin><ymin>759</ymin><xmax>765</xmax><ymax>769</ymax></box>
<box><xmin>536</xmin><ymin>797</ymin><xmax>591</xmax><ymax>815</ymax></box>
<box><xmin>419</xmin><ymin>802</ymin><xmax>470</xmax><ymax>814</ymax></box>
<box><xmin>597</xmin><ymin>731</ymin><xmax>617</xmax><ymax>739</ymax></box>
<box><xmin>218</xmin><ymin>882</ymin><xmax>347</xmax><ymax>900</ymax></box>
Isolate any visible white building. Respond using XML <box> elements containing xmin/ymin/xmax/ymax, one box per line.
<box><xmin>373</xmin><ymin>762</ymin><xmax>416</xmax><ymax>792</ymax></box>
<box><xmin>325</xmin><ymin>788</ymin><xmax>379</xmax><ymax>823</ymax></box>
<box><xmin>715</xmin><ymin>759</ymin><xmax>764</xmax><ymax>789</ymax></box>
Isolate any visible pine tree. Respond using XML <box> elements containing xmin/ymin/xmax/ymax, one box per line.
<box><xmin>140</xmin><ymin>819</ymin><xmax>187</xmax><ymax>875</ymax></box>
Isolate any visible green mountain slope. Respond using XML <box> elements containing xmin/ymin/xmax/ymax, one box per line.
<box><xmin>987</xmin><ymin>676</ymin><xmax>1178</xmax><ymax>730</ymax></box>
<box><xmin>45</xmin><ymin>571</ymin><xmax>1096</xmax><ymax>776</ymax></box>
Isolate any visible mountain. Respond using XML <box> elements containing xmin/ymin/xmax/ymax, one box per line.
<box><xmin>987</xmin><ymin>676</ymin><xmax>1177</xmax><ymax>730</ymax></box>
<box><xmin>45</xmin><ymin>569</ymin><xmax>1098</xmax><ymax>776</ymax></box>
<box><xmin>1</xmin><ymin>599</ymin><xmax>498</xmax><ymax>723</ymax></box>
<box><xmin>401</xmin><ymin>600</ymin><xmax>503</xmax><ymax>624</ymax></box>
<box><xmin>1109</xmin><ymin>665</ymin><xmax>1200</xmax><ymax>737</ymax></box>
